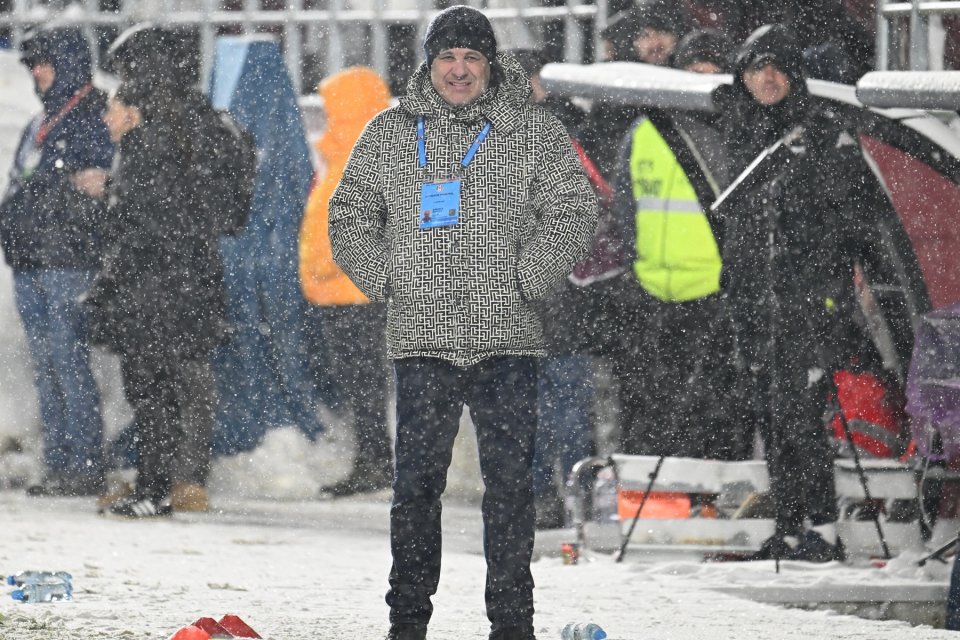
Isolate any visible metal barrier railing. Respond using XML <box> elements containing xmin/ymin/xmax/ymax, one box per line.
<box><xmin>877</xmin><ymin>0</ymin><xmax>960</xmax><ymax>71</ymax></box>
<box><xmin>0</xmin><ymin>0</ymin><xmax>606</xmax><ymax>95</ymax></box>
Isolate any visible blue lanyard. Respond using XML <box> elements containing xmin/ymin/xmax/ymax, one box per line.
<box><xmin>417</xmin><ymin>116</ymin><xmax>492</xmax><ymax>171</ymax></box>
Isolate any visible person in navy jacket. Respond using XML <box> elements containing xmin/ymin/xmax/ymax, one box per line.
<box><xmin>0</xmin><ymin>26</ymin><xmax>113</xmax><ymax>497</ymax></box>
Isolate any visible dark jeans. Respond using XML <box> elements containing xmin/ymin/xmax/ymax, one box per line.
<box><xmin>534</xmin><ymin>352</ymin><xmax>594</xmax><ymax>502</ymax></box>
<box><xmin>388</xmin><ymin>356</ymin><xmax>538</xmax><ymax>630</ymax></box>
<box><xmin>13</xmin><ymin>268</ymin><xmax>104</xmax><ymax>478</ymax></box>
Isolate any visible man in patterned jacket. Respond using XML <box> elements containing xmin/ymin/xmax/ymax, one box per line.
<box><xmin>329</xmin><ymin>7</ymin><xmax>597</xmax><ymax>640</ymax></box>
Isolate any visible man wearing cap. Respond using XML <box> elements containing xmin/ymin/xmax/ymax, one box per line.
<box><xmin>717</xmin><ymin>24</ymin><xmax>887</xmax><ymax>561</ymax></box>
<box><xmin>0</xmin><ymin>27</ymin><xmax>111</xmax><ymax>497</ymax></box>
<box><xmin>330</xmin><ymin>6</ymin><xmax>597</xmax><ymax>640</ymax></box>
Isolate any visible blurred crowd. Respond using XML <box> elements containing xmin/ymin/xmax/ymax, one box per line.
<box><xmin>0</xmin><ymin>0</ymin><xmax>912</xmax><ymax>565</ymax></box>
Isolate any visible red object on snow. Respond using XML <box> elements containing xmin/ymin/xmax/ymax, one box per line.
<box><xmin>218</xmin><ymin>615</ymin><xmax>262</xmax><ymax>639</ymax></box>
<box><xmin>192</xmin><ymin>617</ymin><xmax>235</xmax><ymax>638</ymax></box>
<box><xmin>167</xmin><ymin>626</ymin><xmax>211</xmax><ymax>640</ymax></box>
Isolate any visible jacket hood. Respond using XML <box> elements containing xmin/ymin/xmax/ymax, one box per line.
<box><xmin>601</xmin><ymin>9</ymin><xmax>642</xmax><ymax>62</ymax></box>
<box><xmin>399</xmin><ymin>51</ymin><xmax>531</xmax><ymax>135</ymax></box>
<box><xmin>27</xmin><ymin>28</ymin><xmax>93</xmax><ymax>113</ymax></box>
<box><xmin>732</xmin><ymin>24</ymin><xmax>807</xmax><ymax>102</ymax></box>
<box><xmin>318</xmin><ymin>66</ymin><xmax>391</xmax><ymax>163</ymax></box>
<box><xmin>729</xmin><ymin>24</ymin><xmax>810</xmax><ymax>133</ymax></box>
<box><xmin>719</xmin><ymin>25</ymin><xmax>814</xmax><ymax>173</ymax></box>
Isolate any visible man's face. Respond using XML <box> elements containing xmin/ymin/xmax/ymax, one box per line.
<box><xmin>103</xmin><ymin>95</ymin><xmax>141</xmax><ymax>143</ymax></box>
<box><xmin>430</xmin><ymin>48</ymin><xmax>491</xmax><ymax>107</ymax></box>
<box><xmin>30</xmin><ymin>63</ymin><xmax>55</xmax><ymax>95</ymax></box>
<box><xmin>633</xmin><ymin>28</ymin><xmax>678</xmax><ymax>66</ymax></box>
<box><xmin>743</xmin><ymin>63</ymin><xmax>791</xmax><ymax>106</ymax></box>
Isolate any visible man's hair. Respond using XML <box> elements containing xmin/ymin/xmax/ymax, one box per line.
<box><xmin>633</xmin><ymin>0</ymin><xmax>691</xmax><ymax>38</ymax></box>
<box><xmin>672</xmin><ymin>29</ymin><xmax>734</xmax><ymax>72</ymax></box>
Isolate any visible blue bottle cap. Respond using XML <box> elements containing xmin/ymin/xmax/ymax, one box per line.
<box><xmin>11</xmin><ymin>589</ymin><xmax>25</xmax><ymax>601</ymax></box>
<box><xmin>5</xmin><ymin>576</ymin><xmax>14</xmax><ymax>585</ymax></box>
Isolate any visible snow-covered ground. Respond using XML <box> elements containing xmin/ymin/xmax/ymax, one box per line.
<box><xmin>0</xmin><ymin>487</ymin><xmax>957</xmax><ymax>640</ymax></box>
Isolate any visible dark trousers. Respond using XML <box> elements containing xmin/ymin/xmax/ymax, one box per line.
<box><xmin>387</xmin><ymin>356</ymin><xmax>538</xmax><ymax>630</ymax></box>
<box><xmin>317</xmin><ymin>303</ymin><xmax>391</xmax><ymax>469</ymax></box>
<box><xmin>739</xmin><ymin>357</ymin><xmax>839</xmax><ymax>535</ymax></box>
<box><xmin>613</xmin><ymin>283</ymin><xmax>750</xmax><ymax>460</ymax></box>
<box><xmin>171</xmin><ymin>358</ymin><xmax>217</xmax><ymax>486</ymax></box>
<box><xmin>120</xmin><ymin>351</ymin><xmax>216</xmax><ymax>501</ymax></box>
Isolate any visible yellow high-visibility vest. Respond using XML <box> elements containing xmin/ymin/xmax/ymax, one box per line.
<box><xmin>629</xmin><ymin>119</ymin><xmax>721</xmax><ymax>303</ymax></box>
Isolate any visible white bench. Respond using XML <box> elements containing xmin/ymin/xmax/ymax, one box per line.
<box><xmin>570</xmin><ymin>454</ymin><xmax>926</xmax><ymax>558</ymax></box>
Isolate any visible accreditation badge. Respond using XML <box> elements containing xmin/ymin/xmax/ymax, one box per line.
<box><xmin>21</xmin><ymin>149</ymin><xmax>42</xmax><ymax>179</ymax></box>
<box><xmin>419</xmin><ymin>178</ymin><xmax>461</xmax><ymax>229</ymax></box>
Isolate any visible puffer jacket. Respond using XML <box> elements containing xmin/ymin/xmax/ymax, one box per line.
<box><xmin>90</xmin><ymin>108</ymin><xmax>226</xmax><ymax>361</ymax></box>
<box><xmin>0</xmin><ymin>28</ymin><xmax>113</xmax><ymax>270</ymax></box>
<box><xmin>299</xmin><ymin>66</ymin><xmax>391</xmax><ymax>306</ymax></box>
<box><xmin>329</xmin><ymin>53</ymin><xmax>598</xmax><ymax>366</ymax></box>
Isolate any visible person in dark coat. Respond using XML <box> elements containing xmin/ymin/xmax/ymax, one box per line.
<box><xmin>93</xmin><ymin>75</ymin><xmax>227</xmax><ymax>518</ymax></box>
<box><xmin>0</xmin><ymin>27</ymin><xmax>111</xmax><ymax>497</ymax></box>
<box><xmin>95</xmin><ymin>24</ymin><xmax>244</xmax><ymax>514</ymax></box>
<box><xmin>717</xmin><ymin>24</ymin><xmax>886</xmax><ymax>561</ymax></box>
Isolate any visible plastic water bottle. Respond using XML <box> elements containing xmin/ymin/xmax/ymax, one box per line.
<box><xmin>11</xmin><ymin>581</ymin><xmax>72</xmax><ymax>602</ymax></box>
<box><xmin>6</xmin><ymin>570</ymin><xmax>72</xmax><ymax>586</ymax></box>
<box><xmin>561</xmin><ymin>622</ymin><xmax>607</xmax><ymax>640</ymax></box>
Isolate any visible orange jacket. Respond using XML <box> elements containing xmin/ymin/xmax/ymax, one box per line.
<box><xmin>299</xmin><ymin>66</ymin><xmax>391</xmax><ymax>305</ymax></box>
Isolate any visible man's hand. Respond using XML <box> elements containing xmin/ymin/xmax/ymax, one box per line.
<box><xmin>69</xmin><ymin>169</ymin><xmax>108</xmax><ymax>199</ymax></box>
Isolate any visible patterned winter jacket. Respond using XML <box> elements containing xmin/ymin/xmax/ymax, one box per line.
<box><xmin>330</xmin><ymin>53</ymin><xmax>597</xmax><ymax>366</ymax></box>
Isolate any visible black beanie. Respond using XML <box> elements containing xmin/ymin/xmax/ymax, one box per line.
<box><xmin>634</xmin><ymin>0</ymin><xmax>691</xmax><ymax>38</ymax></box>
<box><xmin>423</xmin><ymin>5</ymin><xmax>497</xmax><ymax>68</ymax></box>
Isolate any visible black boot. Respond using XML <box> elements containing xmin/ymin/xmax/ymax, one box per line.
<box><xmin>787</xmin><ymin>530</ymin><xmax>846</xmax><ymax>562</ymax></box>
<box><xmin>321</xmin><ymin>459</ymin><xmax>393</xmax><ymax>497</ymax></box>
<box><xmin>385</xmin><ymin>623</ymin><xmax>427</xmax><ymax>640</ymax></box>
<box><xmin>489</xmin><ymin>625</ymin><xmax>536</xmax><ymax>640</ymax></box>
<box><xmin>748</xmin><ymin>533</ymin><xmax>793</xmax><ymax>561</ymax></box>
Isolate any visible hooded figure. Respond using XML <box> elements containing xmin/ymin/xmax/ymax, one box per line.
<box><xmin>298</xmin><ymin>66</ymin><xmax>394</xmax><ymax>497</ymax></box>
<box><xmin>600</xmin><ymin>8</ymin><xmax>644</xmax><ymax>62</ymax></box>
<box><xmin>21</xmin><ymin>27</ymin><xmax>93</xmax><ymax>114</ymax></box>
<box><xmin>330</xmin><ymin>6</ymin><xmax>597</xmax><ymax>639</ymax></box>
<box><xmin>93</xmin><ymin>70</ymin><xmax>229</xmax><ymax>518</ymax></box>
<box><xmin>0</xmin><ymin>26</ymin><xmax>111</xmax><ymax>498</ymax></box>
<box><xmin>723</xmin><ymin>24</ymin><xmax>810</xmax><ymax>173</ymax></box>
<box><xmin>718</xmin><ymin>24</ymin><xmax>889</xmax><ymax>562</ymax></box>
<box><xmin>300</xmin><ymin>67</ymin><xmax>391</xmax><ymax>306</ymax></box>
